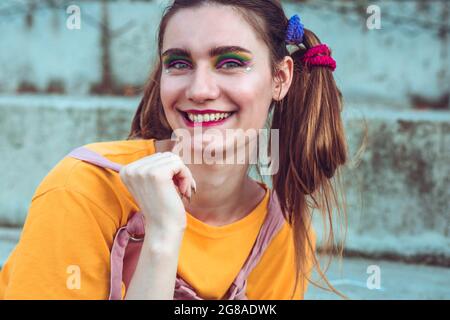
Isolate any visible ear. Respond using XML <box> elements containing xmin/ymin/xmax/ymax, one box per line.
<box><xmin>272</xmin><ymin>56</ymin><xmax>294</xmax><ymax>101</ymax></box>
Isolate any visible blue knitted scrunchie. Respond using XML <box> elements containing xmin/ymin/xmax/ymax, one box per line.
<box><xmin>285</xmin><ymin>14</ymin><xmax>304</xmax><ymax>45</ymax></box>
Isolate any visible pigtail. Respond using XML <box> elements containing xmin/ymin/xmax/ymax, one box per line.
<box><xmin>272</xmin><ymin>29</ymin><xmax>349</xmax><ymax>299</ymax></box>
<box><xmin>128</xmin><ymin>61</ymin><xmax>172</xmax><ymax>140</ymax></box>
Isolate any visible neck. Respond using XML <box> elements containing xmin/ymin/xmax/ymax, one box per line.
<box><xmin>184</xmin><ymin>162</ymin><xmax>252</xmax><ymax>226</ymax></box>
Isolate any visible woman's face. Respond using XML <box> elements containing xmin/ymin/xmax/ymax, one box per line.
<box><xmin>160</xmin><ymin>4</ymin><xmax>285</xmax><ymax>158</ymax></box>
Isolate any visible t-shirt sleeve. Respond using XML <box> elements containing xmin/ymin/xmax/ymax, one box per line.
<box><xmin>2</xmin><ymin>187</ymin><xmax>118</xmax><ymax>299</ymax></box>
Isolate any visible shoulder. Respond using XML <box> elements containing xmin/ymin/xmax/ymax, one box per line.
<box><xmin>34</xmin><ymin>139</ymin><xmax>155</xmax><ymax>196</ymax></box>
<box><xmin>31</xmin><ymin>139</ymin><xmax>156</xmax><ymax>224</ymax></box>
<box><xmin>83</xmin><ymin>139</ymin><xmax>155</xmax><ymax>163</ymax></box>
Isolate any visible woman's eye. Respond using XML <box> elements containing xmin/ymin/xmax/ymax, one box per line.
<box><xmin>217</xmin><ymin>59</ymin><xmax>244</xmax><ymax>70</ymax></box>
<box><xmin>165</xmin><ymin>59</ymin><xmax>246</xmax><ymax>71</ymax></box>
<box><xmin>167</xmin><ymin>60</ymin><xmax>191</xmax><ymax>70</ymax></box>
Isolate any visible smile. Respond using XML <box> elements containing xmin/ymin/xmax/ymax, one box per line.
<box><xmin>178</xmin><ymin>109</ymin><xmax>236</xmax><ymax>127</ymax></box>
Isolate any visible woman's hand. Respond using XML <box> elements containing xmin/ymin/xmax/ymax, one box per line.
<box><xmin>119</xmin><ymin>150</ymin><xmax>196</xmax><ymax>232</ymax></box>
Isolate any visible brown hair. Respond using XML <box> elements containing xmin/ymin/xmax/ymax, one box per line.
<box><xmin>128</xmin><ymin>0</ymin><xmax>349</xmax><ymax>299</ymax></box>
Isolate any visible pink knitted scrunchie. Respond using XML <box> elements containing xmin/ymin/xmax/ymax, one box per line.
<box><xmin>300</xmin><ymin>44</ymin><xmax>336</xmax><ymax>72</ymax></box>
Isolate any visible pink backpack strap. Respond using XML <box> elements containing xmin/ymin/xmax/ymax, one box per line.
<box><xmin>66</xmin><ymin>146</ymin><xmax>286</xmax><ymax>300</ymax></box>
<box><xmin>107</xmin><ymin>212</ymin><xmax>145</xmax><ymax>299</ymax></box>
<box><xmin>67</xmin><ymin>146</ymin><xmax>123</xmax><ymax>173</ymax></box>
<box><xmin>222</xmin><ymin>189</ymin><xmax>285</xmax><ymax>299</ymax></box>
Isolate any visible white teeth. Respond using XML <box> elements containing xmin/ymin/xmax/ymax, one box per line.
<box><xmin>186</xmin><ymin>111</ymin><xmax>233</xmax><ymax>123</ymax></box>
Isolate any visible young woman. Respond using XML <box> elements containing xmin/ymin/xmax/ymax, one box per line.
<box><xmin>0</xmin><ymin>0</ymin><xmax>347</xmax><ymax>300</ymax></box>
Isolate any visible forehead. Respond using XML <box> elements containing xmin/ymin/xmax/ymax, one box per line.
<box><xmin>162</xmin><ymin>4</ymin><xmax>266</xmax><ymax>55</ymax></box>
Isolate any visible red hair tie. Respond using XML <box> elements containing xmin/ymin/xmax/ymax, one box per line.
<box><xmin>300</xmin><ymin>44</ymin><xmax>336</xmax><ymax>72</ymax></box>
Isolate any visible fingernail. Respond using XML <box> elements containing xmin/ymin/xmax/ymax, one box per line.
<box><xmin>191</xmin><ymin>185</ymin><xmax>196</xmax><ymax>195</ymax></box>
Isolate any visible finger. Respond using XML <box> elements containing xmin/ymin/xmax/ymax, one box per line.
<box><xmin>162</xmin><ymin>153</ymin><xmax>196</xmax><ymax>199</ymax></box>
<box><xmin>143</xmin><ymin>153</ymin><xmax>184</xmax><ymax>169</ymax></box>
<box><xmin>191</xmin><ymin>178</ymin><xmax>197</xmax><ymax>194</ymax></box>
<box><xmin>133</xmin><ymin>152</ymin><xmax>196</xmax><ymax>199</ymax></box>
<box><xmin>158</xmin><ymin>159</ymin><xmax>194</xmax><ymax>199</ymax></box>
<box><xmin>124</xmin><ymin>152</ymin><xmax>172</xmax><ymax>171</ymax></box>
<box><xmin>129</xmin><ymin>153</ymin><xmax>187</xmax><ymax>181</ymax></box>
<box><xmin>165</xmin><ymin>152</ymin><xmax>196</xmax><ymax>197</ymax></box>
<box><xmin>172</xmin><ymin>175</ymin><xmax>185</xmax><ymax>199</ymax></box>
<box><xmin>171</xmin><ymin>161</ymin><xmax>192</xmax><ymax>199</ymax></box>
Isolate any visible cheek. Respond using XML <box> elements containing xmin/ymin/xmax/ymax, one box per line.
<box><xmin>227</xmin><ymin>77</ymin><xmax>272</xmax><ymax>123</ymax></box>
<box><xmin>160</xmin><ymin>76</ymin><xmax>185</xmax><ymax>116</ymax></box>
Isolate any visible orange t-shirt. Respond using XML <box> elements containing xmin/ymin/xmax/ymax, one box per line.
<box><xmin>0</xmin><ymin>139</ymin><xmax>316</xmax><ymax>299</ymax></box>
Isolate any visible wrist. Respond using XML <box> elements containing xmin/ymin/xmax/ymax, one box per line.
<box><xmin>145</xmin><ymin>221</ymin><xmax>187</xmax><ymax>235</ymax></box>
<box><xmin>144</xmin><ymin>224</ymin><xmax>185</xmax><ymax>253</ymax></box>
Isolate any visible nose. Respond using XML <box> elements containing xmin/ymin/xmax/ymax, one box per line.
<box><xmin>185</xmin><ymin>64</ymin><xmax>220</xmax><ymax>103</ymax></box>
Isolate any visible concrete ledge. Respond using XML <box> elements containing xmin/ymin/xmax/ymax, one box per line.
<box><xmin>0</xmin><ymin>95</ymin><xmax>138</xmax><ymax>226</ymax></box>
<box><xmin>305</xmin><ymin>256</ymin><xmax>450</xmax><ymax>299</ymax></box>
<box><xmin>0</xmin><ymin>95</ymin><xmax>449</xmax><ymax>265</ymax></box>
<box><xmin>334</xmin><ymin>104</ymin><xmax>449</xmax><ymax>264</ymax></box>
<box><xmin>0</xmin><ymin>227</ymin><xmax>21</xmax><ymax>268</ymax></box>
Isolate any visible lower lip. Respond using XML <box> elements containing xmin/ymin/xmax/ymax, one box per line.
<box><xmin>180</xmin><ymin>112</ymin><xmax>235</xmax><ymax>128</ymax></box>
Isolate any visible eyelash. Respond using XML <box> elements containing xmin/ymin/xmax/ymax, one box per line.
<box><xmin>216</xmin><ymin>59</ymin><xmax>246</xmax><ymax>69</ymax></box>
<box><xmin>165</xmin><ymin>58</ymin><xmax>246</xmax><ymax>70</ymax></box>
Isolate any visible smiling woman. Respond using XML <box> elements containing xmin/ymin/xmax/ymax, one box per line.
<box><xmin>0</xmin><ymin>0</ymin><xmax>348</xmax><ymax>300</ymax></box>
<box><xmin>127</xmin><ymin>0</ymin><xmax>348</xmax><ymax>299</ymax></box>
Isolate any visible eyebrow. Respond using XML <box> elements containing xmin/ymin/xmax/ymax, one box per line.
<box><xmin>161</xmin><ymin>46</ymin><xmax>253</xmax><ymax>58</ymax></box>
